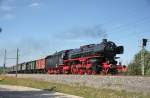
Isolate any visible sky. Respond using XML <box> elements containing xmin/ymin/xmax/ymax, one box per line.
<box><xmin>0</xmin><ymin>0</ymin><xmax>150</xmax><ymax>66</ymax></box>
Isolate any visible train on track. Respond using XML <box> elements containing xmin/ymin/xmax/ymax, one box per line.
<box><xmin>8</xmin><ymin>39</ymin><xmax>127</xmax><ymax>75</ymax></box>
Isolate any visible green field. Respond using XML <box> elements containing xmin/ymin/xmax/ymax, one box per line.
<box><xmin>0</xmin><ymin>75</ymin><xmax>149</xmax><ymax>98</ymax></box>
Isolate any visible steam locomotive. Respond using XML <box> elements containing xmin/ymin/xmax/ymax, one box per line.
<box><xmin>8</xmin><ymin>39</ymin><xmax>127</xmax><ymax>75</ymax></box>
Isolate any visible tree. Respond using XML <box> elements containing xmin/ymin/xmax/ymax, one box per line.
<box><xmin>128</xmin><ymin>49</ymin><xmax>150</xmax><ymax>75</ymax></box>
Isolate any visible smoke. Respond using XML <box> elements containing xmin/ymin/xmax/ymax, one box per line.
<box><xmin>55</xmin><ymin>25</ymin><xmax>107</xmax><ymax>40</ymax></box>
<box><xmin>16</xmin><ymin>37</ymin><xmax>48</xmax><ymax>56</ymax></box>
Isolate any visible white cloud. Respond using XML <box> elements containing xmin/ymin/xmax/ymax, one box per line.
<box><xmin>0</xmin><ymin>5</ymin><xmax>14</xmax><ymax>11</ymax></box>
<box><xmin>2</xmin><ymin>13</ymin><xmax>15</xmax><ymax>20</ymax></box>
<box><xmin>0</xmin><ymin>0</ymin><xmax>16</xmax><ymax>20</ymax></box>
<box><xmin>29</xmin><ymin>2</ymin><xmax>40</xmax><ymax>8</ymax></box>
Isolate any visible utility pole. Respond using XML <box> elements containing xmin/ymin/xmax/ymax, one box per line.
<box><xmin>0</xmin><ymin>28</ymin><xmax>2</xmax><ymax>33</ymax></box>
<box><xmin>141</xmin><ymin>38</ymin><xmax>148</xmax><ymax>76</ymax></box>
<box><xmin>3</xmin><ymin>49</ymin><xmax>7</xmax><ymax>74</ymax></box>
<box><xmin>16</xmin><ymin>48</ymin><xmax>19</xmax><ymax>77</ymax></box>
<box><xmin>141</xmin><ymin>47</ymin><xmax>145</xmax><ymax>76</ymax></box>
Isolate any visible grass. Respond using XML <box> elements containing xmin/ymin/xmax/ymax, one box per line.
<box><xmin>0</xmin><ymin>75</ymin><xmax>149</xmax><ymax>98</ymax></box>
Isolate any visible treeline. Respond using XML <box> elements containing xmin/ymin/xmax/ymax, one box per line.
<box><xmin>0</xmin><ymin>67</ymin><xmax>9</xmax><ymax>74</ymax></box>
<box><xmin>127</xmin><ymin>49</ymin><xmax>150</xmax><ymax>75</ymax></box>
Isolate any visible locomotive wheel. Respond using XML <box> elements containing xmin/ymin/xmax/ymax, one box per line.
<box><xmin>79</xmin><ymin>69</ymin><xmax>83</xmax><ymax>75</ymax></box>
<box><xmin>86</xmin><ymin>69</ymin><xmax>92</xmax><ymax>75</ymax></box>
<box><xmin>102</xmin><ymin>68</ymin><xmax>109</xmax><ymax>75</ymax></box>
<box><xmin>92</xmin><ymin>70</ymin><xmax>96</xmax><ymax>75</ymax></box>
<box><xmin>71</xmin><ymin>67</ymin><xmax>78</xmax><ymax>74</ymax></box>
<box><xmin>71</xmin><ymin>67</ymin><xmax>74</xmax><ymax>74</ymax></box>
<box><xmin>72</xmin><ymin>69</ymin><xmax>76</xmax><ymax>74</ymax></box>
<box><xmin>91</xmin><ymin>65</ymin><xmax>98</xmax><ymax>74</ymax></box>
<box><xmin>85</xmin><ymin>69</ymin><xmax>96</xmax><ymax>75</ymax></box>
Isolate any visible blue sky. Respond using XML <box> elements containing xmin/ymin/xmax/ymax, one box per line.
<box><xmin>0</xmin><ymin>0</ymin><xmax>150</xmax><ymax>66</ymax></box>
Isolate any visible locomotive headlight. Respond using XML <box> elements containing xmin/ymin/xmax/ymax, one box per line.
<box><xmin>116</xmin><ymin>46</ymin><xmax>124</xmax><ymax>54</ymax></box>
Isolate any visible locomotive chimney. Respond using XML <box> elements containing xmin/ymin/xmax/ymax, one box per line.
<box><xmin>102</xmin><ymin>39</ymin><xmax>107</xmax><ymax>43</ymax></box>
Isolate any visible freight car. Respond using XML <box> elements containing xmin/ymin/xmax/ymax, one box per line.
<box><xmin>26</xmin><ymin>61</ymin><xmax>36</xmax><ymax>73</ymax></box>
<box><xmin>8</xmin><ymin>39</ymin><xmax>127</xmax><ymax>75</ymax></box>
<box><xmin>36</xmin><ymin>58</ymin><xmax>46</xmax><ymax>73</ymax></box>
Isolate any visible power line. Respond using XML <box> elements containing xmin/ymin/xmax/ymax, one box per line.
<box><xmin>108</xmin><ymin>16</ymin><xmax>150</xmax><ymax>33</ymax></box>
<box><xmin>109</xmin><ymin>18</ymin><xmax>150</xmax><ymax>38</ymax></box>
<box><xmin>99</xmin><ymin>7</ymin><xmax>146</xmax><ymax>28</ymax></box>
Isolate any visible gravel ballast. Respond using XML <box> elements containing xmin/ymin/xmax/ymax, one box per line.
<box><xmin>6</xmin><ymin>74</ymin><xmax>150</xmax><ymax>93</ymax></box>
